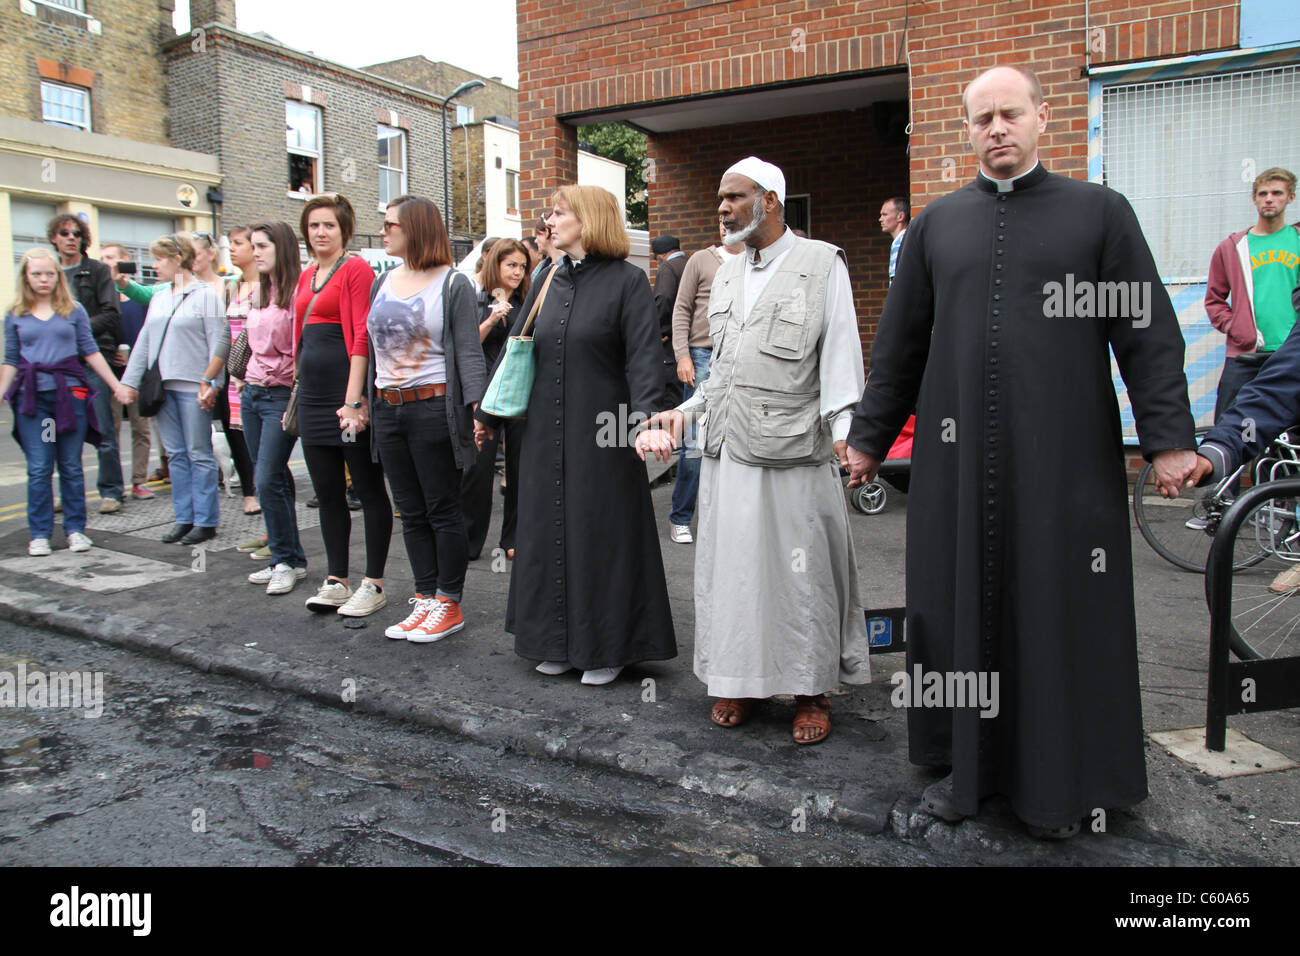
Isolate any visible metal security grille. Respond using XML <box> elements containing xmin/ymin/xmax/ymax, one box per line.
<box><xmin>1102</xmin><ymin>65</ymin><xmax>1300</xmax><ymax>281</ymax></box>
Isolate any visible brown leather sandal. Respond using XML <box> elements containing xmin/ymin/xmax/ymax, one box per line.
<box><xmin>711</xmin><ymin>698</ymin><xmax>754</xmax><ymax>728</ymax></box>
<box><xmin>792</xmin><ymin>694</ymin><xmax>831</xmax><ymax>745</ymax></box>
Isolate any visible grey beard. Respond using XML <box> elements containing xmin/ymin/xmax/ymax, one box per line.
<box><xmin>723</xmin><ymin>196</ymin><xmax>766</xmax><ymax>247</ymax></box>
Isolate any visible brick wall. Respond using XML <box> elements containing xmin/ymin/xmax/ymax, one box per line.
<box><xmin>167</xmin><ymin>29</ymin><xmax>447</xmax><ymax>242</ymax></box>
<box><xmin>0</xmin><ymin>0</ymin><xmax>173</xmax><ymax>145</ymax></box>
<box><xmin>363</xmin><ymin>57</ymin><xmax>518</xmax><ymax>121</ymax></box>
<box><xmin>450</xmin><ymin>124</ymin><xmax>488</xmax><ymax>237</ymax></box>
<box><xmin>649</xmin><ymin>109</ymin><xmax>908</xmax><ymax>346</ymax></box>
<box><xmin>519</xmin><ymin>0</ymin><xmax>1238</xmax><ymax>214</ymax></box>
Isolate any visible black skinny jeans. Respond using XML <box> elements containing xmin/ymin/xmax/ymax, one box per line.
<box><xmin>213</xmin><ymin>387</ymin><xmax>257</xmax><ymax>496</ymax></box>
<box><xmin>375</xmin><ymin>395</ymin><xmax>468</xmax><ymax>601</ymax></box>
<box><xmin>460</xmin><ymin>418</ymin><xmax>521</xmax><ymax>557</ymax></box>
<box><xmin>301</xmin><ymin>438</ymin><xmax>392</xmax><ymax>581</ymax></box>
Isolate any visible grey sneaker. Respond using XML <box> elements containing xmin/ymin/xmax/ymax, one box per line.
<box><xmin>305</xmin><ymin>579</ymin><xmax>352</xmax><ymax>610</ymax></box>
<box><xmin>266</xmin><ymin>564</ymin><xmax>307</xmax><ymax>595</ymax></box>
<box><xmin>66</xmin><ymin>532</ymin><xmax>93</xmax><ymax>553</ymax></box>
<box><xmin>1184</xmin><ymin>515</ymin><xmax>1210</xmax><ymax>531</ymax></box>
<box><xmin>337</xmin><ymin>579</ymin><xmax>386</xmax><ymax>617</ymax></box>
<box><xmin>670</xmin><ymin>524</ymin><xmax>693</xmax><ymax>543</ymax></box>
<box><xmin>28</xmin><ymin>538</ymin><xmax>52</xmax><ymax>556</ymax></box>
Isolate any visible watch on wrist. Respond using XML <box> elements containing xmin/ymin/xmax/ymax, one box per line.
<box><xmin>344</xmin><ymin>400</ymin><xmax>363</xmax><ymax>409</ymax></box>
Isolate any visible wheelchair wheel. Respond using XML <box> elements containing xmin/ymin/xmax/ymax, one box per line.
<box><xmin>852</xmin><ymin>482</ymin><xmax>887</xmax><ymax>515</ymax></box>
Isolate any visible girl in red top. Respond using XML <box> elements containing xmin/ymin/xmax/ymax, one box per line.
<box><xmin>293</xmin><ymin>195</ymin><xmax>392</xmax><ymax>617</ymax></box>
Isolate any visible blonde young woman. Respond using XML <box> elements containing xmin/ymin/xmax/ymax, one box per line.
<box><xmin>0</xmin><ymin>249</ymin><xmax>124</xmax><ymax>555</ymax></box>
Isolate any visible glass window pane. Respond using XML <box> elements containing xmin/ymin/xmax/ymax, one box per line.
<box><xmin>1103</xmin><ymin>65</ymin><xmax>1300</xmax><ymax>278</ymax></box>
<box><xmin>286</xmin><ymin>102</ymin><xmax>319</xmax><ymax>154</ymax></box>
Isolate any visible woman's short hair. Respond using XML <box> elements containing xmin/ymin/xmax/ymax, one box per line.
<box><xmin>552</xmin><ymin>185</ymin><xmax>629</xmax><ymax>260</ymax></box>
<box><xmin>299</xmin><ymin>194</ymin><xmax>355</xmax><ymax>248</ymax></box>
<box><xmin>386</xmin><ymin>195</ymin><xmax>451</xmax><ymax>271</ymax></box>
<box><xmin>46</xmin><ymin>213</ymin><xmax>91</xmax><ymax>255</ymax></box>
<box><xmin>479</xmin><ymin>238</ymin><xmax>532</xmax><ymax>304</ymax></box>
<box><xmin>149</xmin><ymin>233</ymin><xmax>197</xmax><ymax>270</ymax></box>
<box><xmin>11</xmin><ymin>247</ymin><xmax>77</xmax><ymax>318</ymax></box>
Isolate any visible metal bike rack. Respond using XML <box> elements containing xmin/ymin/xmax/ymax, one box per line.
<box><xmin>1204</xmin><ymin>478</ymin><xmax>1300</xmax><ymax>751</ymax></box>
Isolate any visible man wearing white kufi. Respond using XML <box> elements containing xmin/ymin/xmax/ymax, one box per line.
<box><xmin>637</xmin><ymin>156</ymin><xmax>870</xmax><ymax>744</ymax></box>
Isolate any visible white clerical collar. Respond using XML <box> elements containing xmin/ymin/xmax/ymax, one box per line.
<box><xmin>746</xmin><ymin>227</ymin><xmax>796</xmax><ymax>269</ymax></box>
<box><xmin>979</xmin><ymin>161</ymin><xmax>1042</xmax><ymax>193</ymax></box>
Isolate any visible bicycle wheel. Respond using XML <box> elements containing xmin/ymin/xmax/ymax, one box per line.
<box><xmin>1221</xmin><ymin>494</ymin><xmax>1300</xmax><ymax>659</ymax></box>
<box><xmin>1132</xmin><ymin>461</ymin><xmax>1266</xmax><ymax>573</ymax></box>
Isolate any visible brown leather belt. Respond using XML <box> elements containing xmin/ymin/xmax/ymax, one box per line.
<box><xmin>378</xmin><ymin>383</ymin><xmax>446</xmax><ymax>404</ymax></box>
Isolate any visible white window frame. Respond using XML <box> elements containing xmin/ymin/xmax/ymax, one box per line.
<box><xmin>286</xmin><ymin>100</ymin><xmax>323</xmax><ymax>198</ymax></box>
<box><xmin>41</xmin><ymin>80</ymin><xmax>91</xmax><ymax>132</ymax></box>
<box><xmin>35</xmin><ymin>0</ymin><xmax>87</xmax><ymax>11</ymax></box>
<box><xmin>505</xmin><ymin>169</ymin><xmax>520</xmax><ymax>217</ymax></box>
<box><xmin>455</xmin><ymin>104</ymin><xmax>474</xmax><ymax>126</ymax></box>
<box><xmin>377</xmin><ymin>124</ymin><xmax>407</xmax><ymax>210</ymax></box>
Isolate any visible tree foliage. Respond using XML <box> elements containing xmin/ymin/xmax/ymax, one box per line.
<box><xmin>577</xmin><ymin>122</ymin><xmax>648</xmax><ymax>228</ymax></box>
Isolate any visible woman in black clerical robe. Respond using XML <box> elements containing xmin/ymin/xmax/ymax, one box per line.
<box><xmin>475</xmin><ymin>185</ymin><xmax>676</xmax><ymax>686</ymax></box>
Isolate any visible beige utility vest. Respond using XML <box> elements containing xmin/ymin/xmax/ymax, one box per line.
<box><xmin>699</xmin><ymin>238</ymin><xmax>844</xmax><ymax>467</ymax></box>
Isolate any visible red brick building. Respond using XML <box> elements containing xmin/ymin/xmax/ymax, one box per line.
<box><xmin>517</xmin><ymin>0</ymin><xmax>1300</xmax><ymax>400</ymax></box>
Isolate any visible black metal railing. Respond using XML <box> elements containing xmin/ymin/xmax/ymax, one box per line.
<box><xmin>1204</xmin><ymin>478</ymin><xmax>1300</xmax><ymax>750</ymax></box>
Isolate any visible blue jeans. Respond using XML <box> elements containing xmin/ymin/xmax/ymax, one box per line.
<box><xmin>16</xmin><ymin>390</ymin><xmax>88</xmax><ymax>538</ymax></box>
<box><xmin>241</xmin><ymin>384</ymin><xmax>305</xmax><ymax>569</ymax></box>
<box><xmin>669</xmin><ymin>346</ymin><xmax>711</xmax><ymax>526</ymax></box>
<box><xmin>155</xmin><ymin>388</ymin><xmax>219</xmax><ymax>527</ymax></box>
<box><xmin>87</xmin><ymin>364</ymin><xmax>124</xmax><ymax>501</ymax></box>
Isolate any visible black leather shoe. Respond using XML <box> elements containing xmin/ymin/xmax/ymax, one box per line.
<box><xmin>919</xmin><ymin>775</ymin><xmax>967</xmax><ymax>823</ymax></box>
<box><xmin>180</xmin><ymin>526</ymin><xmax>217</xmax><ymax>546</ymax></box>
<box><xmin>161</xmin><ymin>523</ymin><xmax>193</xmax><ymax>543</ymax></box>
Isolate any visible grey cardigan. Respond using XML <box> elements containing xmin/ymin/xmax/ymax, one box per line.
<box><xmin>121</xmin><ymin>280</ymin><xmax>229</xmax><ymax>392</ymax></box>
<box><xmin>366</xmin><ymin>267</ymin><xmax>487</xmax><ymax>471</ymax></box>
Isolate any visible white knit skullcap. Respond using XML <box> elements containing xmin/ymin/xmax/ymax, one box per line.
<box><xmin>723</xmin><ymin>156</ymin><xmax>786</xmax><ymax>206</ymax></box>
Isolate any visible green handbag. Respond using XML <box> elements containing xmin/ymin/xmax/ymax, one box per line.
<box><xmin>480</xmin><ymin>266</ymin><xmax>556</xmax><ymax>419</ymax></box>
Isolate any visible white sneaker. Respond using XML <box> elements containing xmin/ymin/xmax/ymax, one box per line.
<box><xmin>305</xmin><ymin>579</ymin><xmax>352</xmax><ymax>610</ymax></box>
<box><xmin>385</xmin><ymin>596</ymin><xmax>435</xmax><ymax>639</ymax></box>
<box><xmin>581</xmin><ymin>666</ymin><xmax>624</xmax><ymax>686</ymax></box>
<box><xmin>266</xmin><ymin>564</ymin><xmax>306</xmax><ymax>595</ymax></box>
<box><xmin>670</xmin><ymin>524</ymin><xmax>693</xmax><ymax>543</ymax></box>
<box><xmin>338</xmin><ymin>579</ymin><xmax>386</xmax><ymax>617</ymax></box>
<box><xmin>535</xmin><ymin>660</ymin><xmax>574</xmax><ymax>675</ymax></box>
<box><xmin>28</xmin><ymin>538</ymin><xmax>52</xmax><ymax>556</ymax></box>
<box><xmin>1184</xmin><ymin>515</ymin><xmax>1209</xmax><ymax>530</ymax></box>
<box><xmin>66</xmin><ymin>532</ymin><xmax>93</xmax><ymax>553</ymax></box>
<box><xmin>249</xmin><ymin>566</ymin><xmax>275</xmax><ymax>585</ymax></box>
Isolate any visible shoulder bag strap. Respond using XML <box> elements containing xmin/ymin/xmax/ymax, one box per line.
<box><xmin>153</xmin><ymin>282</ymin><xmax>199</xmax><ymax>363</ymax></box>
<box><xmin>519</xmin><ymin>266</ymin><xmax>557</xmax><ymax>338</ymax></box>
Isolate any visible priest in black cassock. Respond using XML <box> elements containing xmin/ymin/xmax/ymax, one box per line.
<box><xmin>845</xmin><ymin>66</ymin><xmax>1200</xmax><ymax>838</ymax></box>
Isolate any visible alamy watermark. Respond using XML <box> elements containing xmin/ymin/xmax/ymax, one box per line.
<box><xmin>0</xmin><ymin>663</ymin><xmax>103</xmax><ymax>718</ymax></box>
<box><xmin>1042</xmin><ymin>274</ymin><xmax>1151</xmax><ymax>328</ymax></box>
<box><xmin>890</xmin><ymin>665</ymin><xmax>1000</xmax><ymax>719</ymax></box>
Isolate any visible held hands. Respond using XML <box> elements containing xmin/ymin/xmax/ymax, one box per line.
<box><xmin>337</xmin><ymin>401</ymin><xmax>368</xmax><ymax>437</ymax></box>
<box><xmin>474</xmin><ymin>420</ymin><xmax>494</xmax><ymax>451</ymax></box>
<box><xmin>197</xmin><ymin>383</ymin><xmax>217</xmax><ymax>412</ymax></box>
<box><xmin>676</xmin><ymin>355</ymin><xmax>695</xmax><ymax>387</ymax></box>
<box><xmin>634</xmin><ymin>409</ymin><xmax>685</xmax><ymax>463</ymax></box>
<box><xmin>845</xmin><ymin>443</ymin><xmax>880</xmax><ymax>488</ymax></box>
<box><xmin>1151</xmin><ymin>448</ymin><xmax>1202</xmax><ymax>499</ymax></box>
<box><xmin>115</xmin><ymin>384</ymin><xmax>138</xmax><ymax>406</ymax></box>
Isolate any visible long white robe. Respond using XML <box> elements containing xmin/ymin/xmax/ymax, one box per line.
<box><xmin>685</xmin><ymin>232</ymin><xmax>870</xmax><ymax>698</ymax></box>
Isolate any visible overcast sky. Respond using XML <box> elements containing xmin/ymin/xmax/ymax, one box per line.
<box><xmin>175</xmin><ymin>0</ymin><xmax>520</xmax><ymax>87</ymax></box>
